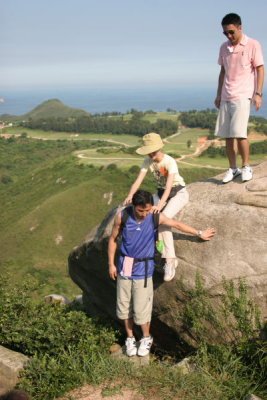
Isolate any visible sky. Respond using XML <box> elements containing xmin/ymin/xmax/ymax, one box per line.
<box><xmin>1</xmin><ymin>0</ymin><xmax>267</xmax><ymax>91</ymax></box>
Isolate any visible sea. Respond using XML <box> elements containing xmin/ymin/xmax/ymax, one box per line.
<box><xmin>1</xmin><ymin>87</ymin><xmax>267</xmax><ymax>117</ymax></box>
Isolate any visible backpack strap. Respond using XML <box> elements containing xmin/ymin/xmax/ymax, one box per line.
<box><xmin>119</xmin><ymin>206</ymin><xmax>132</xmax><ymax>235</ymax></box>
<box><xmin>153</xmin><ymin>212</ymin><xmax>159</xmax><ymax>242</ymax></box>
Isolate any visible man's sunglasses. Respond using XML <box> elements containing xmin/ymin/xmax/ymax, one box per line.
<box><xmin>223</xmin><ymin>30</ymin><xmax>236</xmax><ymax>35</ymax></box>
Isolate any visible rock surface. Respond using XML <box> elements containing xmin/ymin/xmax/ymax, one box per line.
<box><xmin>0</xmin><ymin>346</ymin><xmax>29</xmax><ymax>394</ymax></box>
<box><xmin>69</xmin><ymin>162</ymin><xmax>267</xmax><ymax>349</ymax></box>
<box><xmin>109</xmin><ymin>344</ymin><xmax>150</xmax><ymax>366</ymax></box>
<box><xmin>245</xmin><ymin>395</ymin><xmax>264</xmax><ymax>400</ymax></box>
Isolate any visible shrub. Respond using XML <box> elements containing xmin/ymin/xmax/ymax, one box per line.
<box><xmin>106</xmin><ymin>163</ymin><xmax>117</xmax><ymax>171</ymax></box>
<box><xmin>178</xmin><ymin>273</ymin><xmax>261</xmax><ymax>346</ymax></box>
<box><xmin>0</xmin><ymin>274</ymin><xmax>117</xmax><ymax>399</ymax></box>
<box><xmin>128</xmin><ymin>165</ymin><xmax>140</xmax><ymax>174</ymax></box>
<box><xmin>1</xmin><ymin>175</ymin><xmax>13</xmax><ymax>184</ymax></box>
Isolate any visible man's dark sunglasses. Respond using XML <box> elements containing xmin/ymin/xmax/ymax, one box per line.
<box><xmin>223</xmin><ymin>30</ymin><xmax>235</xmax><ymax>35</ymax></box>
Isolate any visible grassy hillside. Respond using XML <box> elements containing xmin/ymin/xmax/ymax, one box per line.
<box><xmin>0</xmin><ymin>144</ymin><xmax>139</xmax><ymax>296</ymax></box>
<box><xmin>0</xmin><ymin>135</ymin><xmax>226</xmax><ymax>298</ymax></box>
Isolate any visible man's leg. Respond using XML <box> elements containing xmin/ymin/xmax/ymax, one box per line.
<box><xmin>215</xmin><ymin>102</ymin><xmax>241</xmax><ymax>183</ymax></box>
<box><xmin>226</xmin><ymin>138</ymin><xmax>237</xmax><ymax>168</ymax></box>
<box><xmin>230</xmin><ymin>99</ymin><xmax>252</xmax><ymax>182</ymax></box>
<box><xmin>221</xmin><ymin>138</ymin><xmax>242</xmax><ymax>184</ymax></box>
<box><xmin>237</xmin><ymin>137</ymin><xmax>253</xmax><ymax>181</ymax></box>
<box><xmin>237</xmin><ymin>138</ymin><xmax>250</xmax><ymax>166</ymax></box>
<box><xmin>138</xmin><ymin>321</ymin><xmax>153</xmax><ymax>356</ymax></box>
<box><xmin>140</xmin><ymin>322</ymin><xmax>150</xmax><ymax>337</ymax></box>
<box><xmin>117</xmin><ymin>276</ymin><xmax>137</xmax><ymax>356</ymax></box>
<box><xmin>132</xmin><ymin>278</ymin><xmax>154</xmax><ymax>356</ymax></box>
<box><xmin>124</xmin><ymin>318</ymin><xmax>134</xmax><ymax>337</ymax></box>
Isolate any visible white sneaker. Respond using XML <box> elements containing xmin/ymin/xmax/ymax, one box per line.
<box><xmin>222</xmin><ymin>168</ymin><xmax>241</xmax><ymax>184</ymax></box>
<box><xmin>125</xmin><ymin>337</ymin><xmax>137</xmax><ymax>357</ymax></box>
<box><xmin>241</xmin><ymin>166</ymin><xmax>253</xmax><ymax>182</ymax></box>
<box><xmin>137</xmin><ymin>336</ymin><xmax>153</xmax><ymax>357</ymax></box>
<box><xmin>163</xmin><ymin>259</ymin><xmax>178</xmax><ymax>281</ymax></box>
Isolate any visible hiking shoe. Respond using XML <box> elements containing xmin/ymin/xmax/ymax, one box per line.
<box><xmin>241</xmin><ymin>166</ymin><xmax>253</xmax><ymax>182</ymax></box>
<box><xmin>125</xmin><ymin>337</ymin><xmax>137</xmax><ymax>357</ymax></box>
<box><xmin>137</xmin><ymin>336</ymin><xmax>153</xmax><ymax>357</ymax></box>
<box><xmin>163</xmin><ymin>259</ymin><xmax>178</xmax><ymax>282</ymax></box>
<box><xmin>222</xmin><ymin>168</ymin><xmax>241</xmax><ymax>184</ymax></box>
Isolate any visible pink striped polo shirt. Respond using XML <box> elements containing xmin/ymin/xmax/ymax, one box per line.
<box><xmin>218</xmin><ymin>34</ymin><xmax>264</xmax><ymax>101</ymax></box>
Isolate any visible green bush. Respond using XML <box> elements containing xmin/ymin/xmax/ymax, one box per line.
<box><xmin>176</xmin><ymin>273</ymin><xmax>267</xmax><ymax>399</ymax></box>
<box><xmin>0</xmin><ymin>274</ymin><xmax>117</xmax><ymax>399</ymax></box>
<box><xmin>128</xmin><ymin>165</ymin><xmax>140</xmax><ymax>174</ymax></box>
<box><xmin>1</xmin><ymin>175</ymin><xmax>13</xmax><ymax>184</ymax></box>
<box><xmin>106</xmin><ymin>163</ymin><xmax>118</xmax><ymax>171</ymax></box>
<box><xmin>178</xmin><ymin>273</ymin><xmax>261</xmax><ymax>346</ymax></box>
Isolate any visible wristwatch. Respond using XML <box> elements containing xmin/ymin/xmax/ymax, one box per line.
<box><xmin>255</xmin><ymin>92</ymin><xmax>263</xmax><ymax>97</ymax></box>
<box><xmin>197</xmin><ymin>230</ymin><xmax>203</xmax><ymax>238</ymax></box>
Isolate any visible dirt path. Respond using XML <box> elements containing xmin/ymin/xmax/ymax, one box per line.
<box><xmin>173</xmin><ymin>137</ymin><xmax>225</xmax><ymax>169</ymax></box>
<box><xmin>163</xmin><ymin>130</ymin><xmax>184</xmax><ymax>143</ymax></box>
<box><xmin>77</xmin><ymin>154</ymin><xmax>141</xmax><ymax>160</ymax></box>
<box><xmin>177</xmin><ymin>159</ymin><xmax>224</xmax><ymax>169</ymax></box>
<box><xmin>57</xmin><ymin>384</ymin><xmax>144</xmax><ymax>400</ymax></box>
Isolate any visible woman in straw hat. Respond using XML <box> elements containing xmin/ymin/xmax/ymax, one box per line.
<box><xmin>124</xmin><ymin>132</ymin><xmax>189</xmax><ymax>281</ymax></box>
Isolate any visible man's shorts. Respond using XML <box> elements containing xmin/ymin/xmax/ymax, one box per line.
<box><xmin>116</xmin><ymin>275</ymin><xmax>153</xmax><ymax>325</ymax></box>
<box><xmin>215</xmin><ymin>99</ymin><xmax>251</xmax><ymax>138</ymax></box>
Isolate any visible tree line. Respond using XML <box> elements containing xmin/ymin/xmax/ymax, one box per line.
<box><xmin>179</xmin><ymin>109</ymin><xmax>218</xmax><ymax>130</ymax></box>
<box><xmin>20</xmin><ymin>115</ymin><xmax>178</xmax><ymax>138</ymax></box>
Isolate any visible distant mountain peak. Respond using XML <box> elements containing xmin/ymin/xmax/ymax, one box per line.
<box><xmin>1</xmin><ymin>99</ymin><xmax>90</xmax><ymax>121</ymax></box>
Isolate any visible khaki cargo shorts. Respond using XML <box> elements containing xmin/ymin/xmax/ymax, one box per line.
<box><xmin>116</xmin><ymin>275</ymin><xmax>153</xmax><ymax>325</ymax></box>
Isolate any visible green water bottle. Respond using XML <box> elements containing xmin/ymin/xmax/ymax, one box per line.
<box><xmin>156</xmin><ymin>239</ymin><xmax>164</xmax><ymax>254</ymax></box>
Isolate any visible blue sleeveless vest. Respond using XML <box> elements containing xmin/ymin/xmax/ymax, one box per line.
<box><xmin>118</xmin><ymin>207</ymin><xmax>156</xmax><ymax>280</ymax></box>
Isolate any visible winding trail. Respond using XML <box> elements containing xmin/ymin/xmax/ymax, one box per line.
<box><xmin>77</xmin><ymin>154</ymin><xmax>141</xmax><ymax>160</ymax></box>
<box><xmin>75</xmin><ymin>135</ymin><xmax>225</xmax><ymax>169</ymax></box>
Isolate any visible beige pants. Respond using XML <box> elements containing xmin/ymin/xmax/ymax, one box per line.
<box><xmin>153</xmin><ymin>187</ymin><xmax>189</xmax><ymax>259</ymax></box>
<box><xmin>116</xmin><ymin>275</ymin><xmax>153</xmax><ymax>325</ymax></box>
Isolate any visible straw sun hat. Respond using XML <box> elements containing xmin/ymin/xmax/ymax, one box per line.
<box><xmin>136</xmin><ymin>132</ymin><xmax>164</xmax><ymax>155</ymax></box>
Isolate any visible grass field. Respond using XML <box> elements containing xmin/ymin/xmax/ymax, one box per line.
<box><xmin>5</xmin><ymin>127</ymin><xmax>141</xmax><ymax>146</ymax></box>
<box><xmin>142</xmin><ymin>111</ymin><xmax>179</xmax><ymax>123</ymax></box>
<box><xmin>5</xmin><ymin>125</ymin><xmax>266</xmax><ymax>170</ymax></box>
<box><xmin>167</xmin><ymin>128</ymin><xmax>209</xmax><ymax>143</ymax></box>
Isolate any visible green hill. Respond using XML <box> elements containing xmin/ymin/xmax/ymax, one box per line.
<box><xmin>24</xmin><ymin>98</ymin><xmax>90</xmax><ymax>119</ymax></box>
<box><xmin>0</xmin><ymin>99</ymin><xmax>90</xmax><ymax>122</ymax></box>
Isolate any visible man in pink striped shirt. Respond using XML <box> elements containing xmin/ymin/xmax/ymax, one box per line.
<box><xmin>214</xmin><ymin>13</ymin><xmax>264</xmax><ymax>184</ymax></box>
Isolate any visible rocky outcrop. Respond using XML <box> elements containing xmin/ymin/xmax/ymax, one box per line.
<box><xmin>69</xmin><ymin>162</ymin><xmax>267</xmax><ymax>350</ymax></box>
<box><xmin>0</xmin><ymin>346</ymin><xmax>29</xmax><ymax>394</ymax></box>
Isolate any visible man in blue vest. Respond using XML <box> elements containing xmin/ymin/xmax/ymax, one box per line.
<box><xmin>108</xmin><ymin>190</ymin><xmax>215</xmax><ymax>357</ymax></box>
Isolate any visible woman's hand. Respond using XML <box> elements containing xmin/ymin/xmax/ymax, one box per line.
<box><xmin>150</xmin><ymin>205</ymin><xmax>162</xmax><ymax>214</ymax></box>
<box><xmin>123</xmin><ymin>195</ymin><xmax>132</xmax><ymax>205</ymax></box>
<box><xmin>199</xmin><ymin>228</ymin><xmax>216</xmax><ymax>241</ymax></box>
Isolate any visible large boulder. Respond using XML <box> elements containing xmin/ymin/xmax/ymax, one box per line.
<box><xmin>69</xmin><ymin>161</ymin><xmax>267</xmax><ymax>350</ymax></box>
<box><xmin>0</xmin><ymin>346</ymin><xmax>29</xmax><ymax>393</ymax></box>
